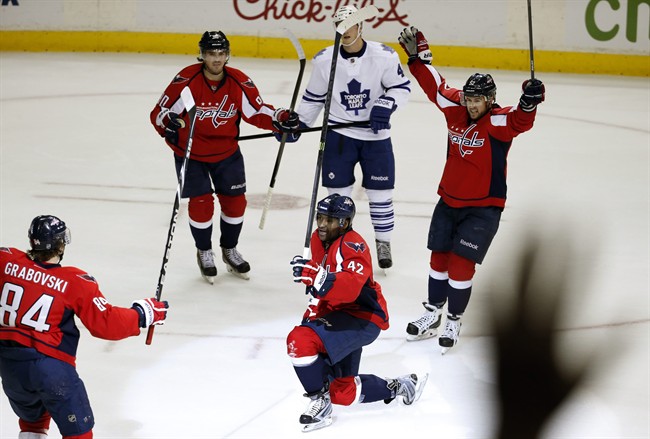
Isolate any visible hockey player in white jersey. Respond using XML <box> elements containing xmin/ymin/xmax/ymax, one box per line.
<box><xmin>293</xmin><ymin>5</ymin><xmax>411</xmax><ymax>270</ymax></box>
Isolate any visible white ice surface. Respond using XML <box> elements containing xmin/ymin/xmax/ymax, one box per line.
<box><xmin>0</xmin><ymin>52</ymin><xmax>648</xmax><ymax>438</ymax></box>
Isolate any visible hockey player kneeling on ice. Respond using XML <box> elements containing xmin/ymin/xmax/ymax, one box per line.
<box><xmin>287</xmin><ymin>195</ymin><xmax>428</xmax><ymax>432</ymax></box>
<box><xmin>397</xmin><ymin>26</ymin><xmax>545</xmax><ymax>354</ymax></box>
<box><xmin>0</xmin><ymin>215</ymin><xmax>169</xmax><ymax>439</ymax></box>
<box><xmin>150</xmin><ymin>30</ymin><xmax>300</xmax><ymax>283</ymax></box>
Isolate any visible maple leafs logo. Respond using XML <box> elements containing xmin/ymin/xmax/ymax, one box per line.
<box><xmin>340</xmin><ymin>79</ymin><xmax>370</xmax><ymax>115</ymax></box>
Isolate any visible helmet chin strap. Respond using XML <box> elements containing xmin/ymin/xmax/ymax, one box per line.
<box><xmin>341</xmin><ymin>24</ymin><xmax>362</xmax><ymax>47</ymax></box>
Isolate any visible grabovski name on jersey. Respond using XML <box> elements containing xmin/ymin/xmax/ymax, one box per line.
<box><xmin>298</xmin><ymin>41</ymin><xmax>410</xmax><ymax>141</ymax></box>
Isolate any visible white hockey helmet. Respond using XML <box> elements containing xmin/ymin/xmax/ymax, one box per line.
<box><xmin>332</xmin><ymin>5</ymin><xmax>363</xmax><ymax>46</ymax></box>
<box><xmin>332</xmin><ymin>5</ymin><xmax>358</xmax><ymax>25</ymax></box>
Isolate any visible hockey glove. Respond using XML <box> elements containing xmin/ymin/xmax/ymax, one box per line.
<box><xmin>158</xmin><ymin>109</ymin><xmax>185</xmax><ymax>145</ymax></box>
<box><xmin>398</xmin><ymin>26</ymin><xmax>432</xmax><ymax>65</ymax></box>
<box><xmin>519</xmin><ymin>79</ymin><xmax>545</xmax><ymax>112</ymax></box>
<box><xmin>272</xmin><ymin>108</ymin><xmax>301</xmax><ymax>133</ymax></box>
<box><xmin>290</xmin><ymin>256</ymin><xmax>335</xmax><ymax>297</ymax></box>
<box><xmin>369</xmin><ymin>96</ymin><xmax>396</xmax><ymax>134</ymax></box>
<box><xmin>132</xmin><ymin>298</ymin><xmax>169</xmax><ymax>328</ymax></box>
<box><xmin>273</xmin><ymin>121</ymin><xmax>306</xmax><ymax>143</ymax></box>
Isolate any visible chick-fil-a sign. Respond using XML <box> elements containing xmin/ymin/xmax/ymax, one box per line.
<box><xmin>233</xmin><ymin>0</ymin><xmax>408</xmax><ymax>28</ymax></box>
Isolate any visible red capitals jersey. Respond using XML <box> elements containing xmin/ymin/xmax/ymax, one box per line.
<box><xmin>408</xmin><ymin>61</ymin><xmax>537</xmax><ymax>208</ymax></box>
<box><xmin>0</xmin><ymin>248</ymin><xmax>140</xmax><ymax>366</ymax></box>
<box><xmin>306</xmin><ymin>230</ymin><xmax>389</xmax><ymax>330</ymax></box>
<box><xmin>150</xmin><ymin>63</ymin><xmax>278</xmax><ymax>163</ymax></box>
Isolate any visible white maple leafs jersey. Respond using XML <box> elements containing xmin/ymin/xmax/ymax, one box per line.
<box><xmin>298</xmin><ymin>41</ymin><xmax>411</xmax><ymax>141</ymax></box>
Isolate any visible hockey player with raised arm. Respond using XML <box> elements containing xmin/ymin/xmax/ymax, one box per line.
<box><xmin>287</xmin><ymin>194</ymin><xmax>427</xmax><ymax>432</ymax></box>
<box><xmin>397</xmin><ymin>27</ymin><xmax>545</xmax><ymax>353</ymax></box>
<box><xmin>291</xmin><ymin>5</ymin><xmax>411</xmax><ymax>270</ymax></box>
<box><xmin>150</xmin><ymin>31</ymin><xmax>299</xmax><ymax>283</ymax></box>
<box><xmin>0</xmin><ymin>215</ymin><xmax>168</xmax><ymax>439</ymax></box>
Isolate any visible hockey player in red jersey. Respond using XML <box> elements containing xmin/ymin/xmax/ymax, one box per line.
<box><xmin>397</xmin><ymin>27</ymin><xmax>546</xmax><ymax>353</ymax></box>
<box><xmin>0</xmin><ymin>215</ymin><xmax>168</xmax><ymax>439</ymax></box>
<box><xmin>150</xmin><ymin>30</ymin><xmax>300</xmax><ymax>283</ymax></box>
<box><xmin>287</xmin><ymin>194</ymin><xmax>427</xmax><ymax>432</ymax></box>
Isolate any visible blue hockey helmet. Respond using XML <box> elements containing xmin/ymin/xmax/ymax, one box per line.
<box><xmin>28</xmin><ymin>215</ymin><xmax>71</xmax><ymax>251</ymax></box>
<box><xmin>463</xmin><ymin>73</ymin><xmax>497</xmax><ymax>102</ymax></box>
<box><xmin>316</xmin><ymin>194</ymin><xmax>356</xmax><ymax>229</ymax></box>
<box><xmin>198</xmin><ymin>31</ymin><xmax>230</xmax><ymax>61</ymax></box>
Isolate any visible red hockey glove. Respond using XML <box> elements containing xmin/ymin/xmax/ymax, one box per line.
<box><xmin>273</xmin><ymin>108</ymin><xmax>300</xmax><ymax>133</ymax></box>
<box><xmin>290</xmin><ymin>256</ymin><xmax>335</xmax><ymax>296</ymax></box>
<box><xmin>132</xmin><ymin>298</ymin><xmax>169</xmax><ymax>328</ymax></box>
<box><xmin>398</xmin><ymin>26</ymin><xmax>432</xmax><ymax>65</ymax></box>
<box><xmin>157</xmin><ymin>109</ymin><xmax>185</xmax><ymax>145</ymax></box>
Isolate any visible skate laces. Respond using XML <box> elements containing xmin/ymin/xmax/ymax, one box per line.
<box><xmin>305</xmin><ymin>394</ymin><xmax>330</xmax><ymax>418</ymax></box>
<box><xmin>198</xmin><ymin>249</ymin><xmax>216</xmax><ymax>268</ymax></box>
<box><xmin>441</xmin><ymin>318</ymin><xmax>461</xmax><ymax>339</ymax></box>
<box><xmin>223</xmin><ymin>247</ymin><xmax>245</xmax><ymax>266</ymax></box>
<box><xmin>412</xmin><ymin>303</ymin><xmax>440</xmax><ymax>330</ymax></box>
<box><xmin>397</xmin><ymin>375</ymin><xmax>416</xmax><ymax>403</ymax></box>
<box><xmin>376</xmin><ymin>241</ymin><xmax>391</xmax><ymax>259</ymax></box>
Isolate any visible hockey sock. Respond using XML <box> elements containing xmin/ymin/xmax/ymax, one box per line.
<box><xmin>428</xmin><ymin>269</ymin><xmax>449</xmax><ymax>307</ymax></box>
<box><xmin>447</xmin><ymin>280</ymin><xmax>472</xmax><ymax>316</ymax></box>
<box><xmin>367</xmin><ymin>191</ymin><xmax>394</xmax><ymax>242</ymax></box>
<box><xmin>190</xmin><ymin>224</ymin><xmax>212</xmax><ymax>251</ymax></box>
<box><xmin>189</xmin><ymin>194</ymin><xmax>214</xmax><ymax>250</ymax></box>
<box><xmin>293</xmin><ymin>354</ymin><xmax>332</xmax><ymax>395</ymax></box>
<box><xmin>357</xmin><ymin>374</ymin><xmax>392</xmax><ymax>403</ymax></box>
<box><xmin>219</xmin><ymin>217</ymin><xmax>243</xmax><ymax>249</ymax></box>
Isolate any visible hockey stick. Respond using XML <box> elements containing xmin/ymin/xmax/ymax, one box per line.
<box><xmin>259</xmin><ymin>28</ymin><xmax>306</xmax><ymax>230</ymax></box>
<box><xmin>146</xmin><ymin>86</ymin><xmax>197</xmax><ymax>345</ymax></box>
<box><xmin>527</xmin><ymin>0</ymin><xmax>535</xmax><ymax>79</ymax></box>
<box><xmin>239</xmin><ymin>121</ymin><xmax>369</xmax><ymax>141</ymax></box>
<box><xmin>302</xmin><ymin>5</ymin><xmax>379</xmax><ymax>258</ymax></box>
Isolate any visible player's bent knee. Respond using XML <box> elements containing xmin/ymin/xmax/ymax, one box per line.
<box><xmin>330</xmin><ymin>376</ymin><xmax>361</xmax><ymax>406</ymax></box>
<box><xmin>287</xmin><ymin>326</ymin><xmax>325</xmax><ymax>359</ymax></box>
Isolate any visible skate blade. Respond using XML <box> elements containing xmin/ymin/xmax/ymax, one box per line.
<box><xmin>225</xmin><ymin>264</ymin><xmax>250</xmax><ymax>280</ymax></box>
<box><xmin>301</xmin><ymin>417</ymin><xmax>333</xmax><ymax>433</ymax></box>
<box><xmin>201</xmin><ymin>274</ymin><xmax>216</xmax><ymax>284</ymax></box>
<box><xmin>440</xmin><ymin>345</ymin><xmax>453</xmax><ymax>355</ymax></box>
<box><xmin>409</xmin><ymin>373</ymin><xmax>429</xmax><ymax>404</ymax></box>
<box><xmin>405</xmin><ymin>329</ymin><xmax>437</xmax><ymax>342</ymax></box>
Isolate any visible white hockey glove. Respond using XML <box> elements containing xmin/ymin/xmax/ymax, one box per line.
<box><xmin>398</xmin><ymin>26</ymin><xmax>432</xmax><ymax>65</ymax></box>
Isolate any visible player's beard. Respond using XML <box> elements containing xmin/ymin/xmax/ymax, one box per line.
<box><xmin>204</xmin><ymin>61</ymin><xmax>224</xmax><ymax>77</ymax></box>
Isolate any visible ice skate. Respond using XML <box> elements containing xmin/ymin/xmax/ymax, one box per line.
<box><xmin>375</xmin><ymin>240</ymin><xmax>392</xmax><ymax>270</ymax></box>
<box><xmin>386</xmin><ymin>373</ymin><xmax>429</xmax><ymax>405</ymax></box>
<box><xmin>196</xmin><ymin>249</ymin><xmax>217</xmax><ymax>284</ymax></box>
<box><xmin>299</xmin><ymin>389</ymin><xmax>333</xmax><ymax>432</ymax></box>
<box><xmin>406</xmin><ymin>302</ymin><xmax>442</xmax><ymax>341</ymax></box>
<box><xmin>439</xmin><ymin>316</ymin><xmax>462</xmax><ymax>354</ymax></box>
<box><xmin>222</xmin><ymin>247</ymin><xmax>250</xmax><ymax>280</ymax></box>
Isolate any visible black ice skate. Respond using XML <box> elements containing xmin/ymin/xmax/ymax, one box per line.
<box><xmin>375</xmin><ymin>240</ymin><xmax>393</xmax><ymax>269</ymax></box>
<box><xmin>196</xmin><ymin>249</ymin><xmax>217</xmax><ymax>284</ymax></box>
<box><xmin>221</xmin><ymin>247</ymin><xmax>250</xmax><ymax>280</ymax></box>
<box><xmin>300</xmin><ymin>388</ymin><xmax>333</xmax><ymax>433</ymax></box>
